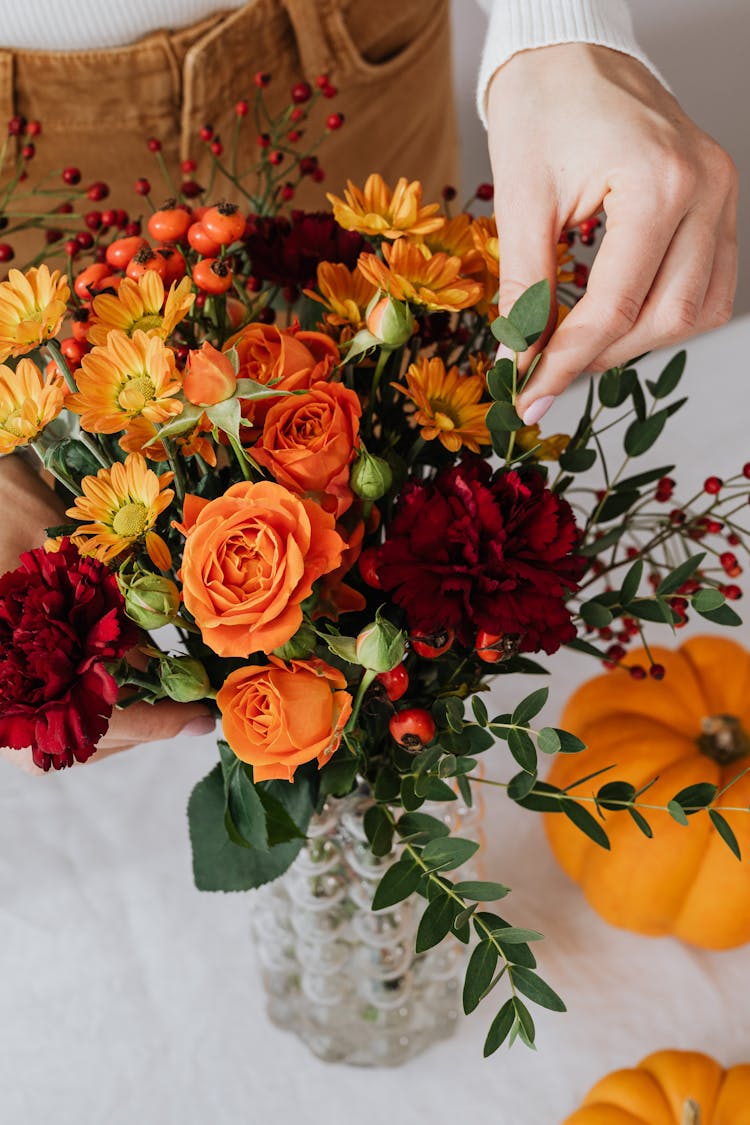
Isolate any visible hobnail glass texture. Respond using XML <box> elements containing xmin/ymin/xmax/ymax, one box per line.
<box><xmin>250</xmin><ymin>781</ymin><xmax>484</xmax><ymax>1066</ymax></box>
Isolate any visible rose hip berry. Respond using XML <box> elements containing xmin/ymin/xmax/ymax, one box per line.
<box><xmin>389</xmin><ymin>708</ymin><xmax>436</xmax><ymax>751</ymax></box>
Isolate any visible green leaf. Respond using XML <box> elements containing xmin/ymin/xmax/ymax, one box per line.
<box><xmin>414</xmin><ymin>745</ymin><xmax>444</xmax><ymax>775</ymax></box>
<box><xmin>363</xmin><ymin>805</ymin><xmax>394</xmax><ymax>857</ymax></box>
<box><xmin>598</xmin><ymin>366</ymin><xmax>637</xmax><ymax>408</ymax></box>
<box><xmin>511</xmin><ymin>966</ymin><xmax>566</xmax><ymax>1012</ymax></box>
<box><xmin>318</xmin><ymin>756</ymin><xmax>359</xmax><ymax>801</ymax></box>
<box><xmin>657</xmin><ymin>552</ymin><xmax>705</xmax><ymax>596</ymax></box>
<box><xmin>667</xmin><ymin>799</ymin><xmax>689</xmax><ymax>826</ymax></box>
<box><xmin>579</xmin><ymin>525</ymin><xmax>626</xmax><ymax>557</ymax></box>
<box><xmin>624</xmin><ymin>409</ymin><xmax>669</xmax><ymax>456</ymax></box>
<box><xmin>696</xmin><ymin>602</ymin><xmax>742</xmax><ymax>627</ymax></box>
<box><xmin>563</xmin><ymin>801</ymin><xmax>611</xmax><ymax>849</ymax></box>
<box><xmin>511</xmin><ymin>997</ymin><xmax>537</xmax><ymax>1048</ymax></box>
<box><xmin>373</xmin><ymin>766</ymin><xmax>402</xmax><ymax>803</ymax></box>
<box><xmin>558</xmin><ymin>446</ymin><xmax>596</xmax><ymax>473</ymax></box>
<box><xmin>628</xmin><ymin>806</ymin><xmax>653</xmax><ymax>837</ymax></box>
<box><xmin>491</xmin><ymin>926</ymin><xmax>543</xmax><ymax>944</ymax></box>
<box><xmin>709</xmin><ymin>810</ymin><xmax>742</xmax><ymax>860</ymax></box>
<box><xmin>512</xmin><ymin>687</ymin><xmax>549</xmax><ymax>726</ymax></box>
<box><xmin>464</xmin><ymin>941</ymin><xmax>499</xmax><ymax>1014</ymax></box>
<box><xmin>419</xmin><ymin>776</ymin><xmax>458</xmax><ymax>802</ymax></box>
<box><xmin>483</xmin><ymin>998</ymin><xmax>515</xmax><ymax>1057</ymax></box>
<box><xmin>486</xmin><ymin>357</ymin><xmax>515</xmax><ymax>400</ymax></box>
<box><xmin>396</xmin><ymin>812</ymin><xmax>451</xmax><ymax>843</ymax></box>
<box><xmin>673</xmin><ymin>782</ymin><xmax>718</xmax><ymax>814</ymax></box>
<box><xmin>456</xmin><ymin>773</ymin><xmax>473</xmax><ymax>807</ymax></box>
<box><xmin>453</xmin><ymin>880</ymin><xmax>510</xmax><ymax>901</ymax></box>
<box><xmin>508</xmin><ymin>727</ymin><xmax>537</xmax><ymax>773</ymax></box>
<box><xmin>515</xmin><ymin>780</ymin><xmax>564</xmax><ymax>813</ymax></box>
<box><xmin>444</xmin><ymin>696</ymin><xmax>465</xmax><ymax>732</ymax></box>
<box><xmin>508</xmin><ymin>279</ymin><xmax>551</xmax><ymax>344</ymax></box>
<box><xmin>421</xmin><ymin>836</ymin><xmax>480</xmax><ymax>871</ymax></box>
<box><xmin>555</xmin><ymin>729</ymin><xmax>587</xmax><ymax>754</ymax></box>
<box><xmin>620</xmin><ymin>559</ymin><xmax>644</xmax><ymax>605</ymax></box>
<box><xmin>597</xmin><ymin>781</ymin><xmax>636</xmax><ymax>810</ymax></box>
<box><xmin>646</xmin><ymin>350</ymin><xmax>686</xmax><ymax>398</ymax></box>
<box><xmin>41</xmin><ymin>438</ymin><xmax>102</xmax><ymax>494</ymax></box>
<box><xmin>400</xmin><ymin>776</ymin><xmax>424</xmax><ymax>812</ymax></box>
<box><xmin>537</xmin><ymin>727</ymin><xmax>562</xmax><ymax>756</ymax></box>
<box><xmin>580</xmin><ymin>600</ymin><xmax>613</xmax><ymax>628</ymax></box>
<box><xmin>487</xmin><ymin>400</ymin><xmax>523</xmax><ymax>432</ymax></box>
<box><xmin>596</xmin><ymin>489</ymin><xmax>641</xmax><ymax>523</ymax></box>
<box><xmin>256</xmin><ymin>785</ymin><xmax>308</xmax><ymax>846</ymax></box>
<box><xmin>188</xmin><ymin>766</ymin><xmax>305</xmax><ymax>892</ymax></box>
<box><xmin>490</xmin><ymin>315</ymin><xmax>528</xmax><ymax>353</ymax></box>
<box><xmin>371</xmin><ymin>857</ymin><xmax>423</xmax><ymax>910</ymax></box>
<box><xmin>416</xmin><ymin>893</ymin><xmax>458</xmax><ymax>953</ymax></box>
<box><xmin>471</xmin><ymin>695</ymin><xmax>489</xmax><ymax>726</ymax></box>
<box><xmin>226</xmin><ymin>764</ymin><xmax>268</xmax><ymax>851</ymax></box>
<box><xmin>507</xmin><ymin>770</ymin><xmax>538</xmax><ymax>801</ymax></box>
<box><xmin>691</xmin><ymin>588</ymin><xmax>726</xmax><ymax>613</ymax></box>
<box><xmin>628</xmin><ymin>598</ymin><xmax>677</xmax><ymax>625</ymax></box>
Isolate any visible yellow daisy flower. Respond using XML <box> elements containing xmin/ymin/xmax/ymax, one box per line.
<box><xmin>305</xmin><ymin>262</ymin><xmax>378</xmax><ymax>331</ymax></box>
<box><xmin>357</xmin><ymin>241</ymin><xmax>483</xmax><ymax>312</ymax></box>
<box><xmin>419</xmin><ymin>213</ymin><xmax>480</xmax><ymax>268</ymax></box>
<box><xmin>88</xmin><ymin>274</ymin><xmax>194</xmax><ymax>347</ymax></box>
<box><xmin>68</xmin><ymin>329</ymin><xmax>183</xmax><ymax>435</ymax></box>
<box><xmin>515</xmin><ymin>423</ymin><xmax>570</xmax><ymax>462</ymax></box>
<box><xmin>66</xmin><ymin>452</ymin><xmax>174</xmax><ymax>569</ymax></box>
<box><xmin>327</xmin><ymin>174</ymin><xmax>445</xmax><ymax>240</ymax></box>
<box><xmin>0</xmin><ymin>358</ymin><xmax>65</xmax><ymax>454</ymax></box>
<box><xmin>394</xmin><ymin>356</ymin><xmax>490</xmax><ymax>453</ymax></box>
<box><xmin>0</xmin><ymin>266</ymin><xmax>69</xmax><ymax>362</ymax></box>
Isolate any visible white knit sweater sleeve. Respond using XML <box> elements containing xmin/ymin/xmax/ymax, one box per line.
<box><xmin>475</xmin><ymin>0</ymin><xmax>669</xmax><ymax>125</ymax></box>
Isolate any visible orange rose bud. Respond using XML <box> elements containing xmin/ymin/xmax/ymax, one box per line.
<box><xmin>183</xmin><ymin>341</ymin><xmax>237</xmax><ymax>406</ymax></box>
<box><xmin>178</xmin><ymin>480</ymin><xmax>347</xmax><ymax>657</ymax></box>
<box><xmin>218</xmin><ymin>656</ymin><xmax>353</xmax><ymax>781</ymax></box>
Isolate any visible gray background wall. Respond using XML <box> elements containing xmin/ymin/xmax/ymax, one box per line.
<box><xmin>453</xmin><ymin>0</ymin><xmax>750</xmax><ymax>314</ymax></box>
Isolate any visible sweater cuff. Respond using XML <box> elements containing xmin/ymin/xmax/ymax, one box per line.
<box><xmin>476</xmin><ymin>0</ymin><xmax>670</xmax><ymax>126</ymax></box>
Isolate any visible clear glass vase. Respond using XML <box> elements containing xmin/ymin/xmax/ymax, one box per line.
<box><xmin>250</xmin><ymin>780</ymin><xmax>484</xmax><ymax>1066</ymax></box>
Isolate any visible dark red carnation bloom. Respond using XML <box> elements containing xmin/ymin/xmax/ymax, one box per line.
<box><xmin>0</xmin><ymin>539</ymin><xmax>138</xmax><ymax>771</ymax></box>
<box><xmin>244</xmin><ymin>211</ymin><xmax>367</xmax><ymax>289</ymax></box>
<box><xmin>377</xmin><ymin>457</ymin><xmax>586</xmax><ymax>655</ymax></box>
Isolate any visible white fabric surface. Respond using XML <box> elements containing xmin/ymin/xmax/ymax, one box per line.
<box><xmin>2</xmin><ymin>319</ymin><xmax>750</xmax><ymax>1124</ymax></box>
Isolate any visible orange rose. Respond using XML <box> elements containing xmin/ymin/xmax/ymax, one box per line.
<box><xmin>224</xmin><ymin>323</ymin><xmax>339</xmax><ymax>432</ymax></box>
<box><xmin>177</xmin><ymin>481</ymin><xmax>347</xmax><ymax>656</ymax></box>
<box><xmin>253</xmin><ymin>380</ymin><xmax>361</xmax><ymax>516</ymax></box>
<box><xmin>183</xmin><ymin>341</ymin><xmax>237</xmax><ymax>405</ymax></box>
<box><xmin>218</xmin><ymin>655</ymin><xmax>353</xmax><ymax>781</ymax></box>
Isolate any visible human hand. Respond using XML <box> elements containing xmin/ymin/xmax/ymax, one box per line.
<box><xmin>0</xmin><ymin>455</ymin><xmax>215</xmax><ymax>774</ymax></box>
<box><xmin>486</xmin><ymin>44</ymin><xmax>739</xmax><ymax>424</ymax></box>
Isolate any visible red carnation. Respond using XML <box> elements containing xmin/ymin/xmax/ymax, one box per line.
<box><xmin>244</xmin><ymin>211</ymin><xmax>367</xmax><ymax>289</ymax></box>
<box><xmin>377</xmin><ymin>457</ymin><xmax>585</xmax><ymax>655</ymax></box>
<box><xmin>0</xmin><ymin>539</ymin><xmax>138</xmax><ymax>771</ymax></box>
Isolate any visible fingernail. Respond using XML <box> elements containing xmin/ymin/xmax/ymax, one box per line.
<box><xmin>182</xmin><ymin>716</ymin><xmax>216</xmax><ymax>737</ymax></box>
<box><xmin>520</xmin><ymin>395</ymin><xmax>555</xmax><ymax>427</ymax></box>
<box><xmin>495</xmin><ymin>344</ymin><xmax>515</xmax><ymax>362</ymax></box>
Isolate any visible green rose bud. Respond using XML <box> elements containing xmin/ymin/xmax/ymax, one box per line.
<box><xmin>273</xmin><ymin>621</ymin><xmax>317</xmax><ymax>660</ymax></box>
<box><xmin>350</xmin><ymin>448</ymin><xmax>393</xmax><ymax>501</ymax></box>
<box><xmin>118</xmin><ymin>568</ymin><xmax>181</xmax><ymax>629</ymax></box>
<box><xmin>355</xmin><ymin>611</ymin><xmax>406</xmax><ymax>673</ymax></box>
<box><xmin>158</xmin><ymin>655</ymin><xmax>212</xmax><ymax>702</ymax></box>
<box><xmin>366</xmin><ymin>295</ymin><xmax>415</xmax><ymax>348</ymax></box>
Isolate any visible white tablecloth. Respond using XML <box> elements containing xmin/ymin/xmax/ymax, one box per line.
<box><xmin>2</xmin><ymin>320</ymin><xmax>750</xmax><ymax>1125</ymax></box>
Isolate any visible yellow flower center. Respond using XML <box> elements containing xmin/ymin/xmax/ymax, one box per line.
<box><xmin>112</xmin><ymin>501</ymin><xmax>149</xmax><ymax>538</ymax></box>
<box><xmin>430</xmin><ymin>398</ymin><xmax>459</xmax><ymax>431</ymax></box>
<box><xmin>131</xmin><ymin>313</ymin><xmax>163</xmax><ymax>334</ymax></box>
<box><xmin>118</xmin><ymin>375</ymin><xmax>156</xmax><ymax>413</ymax></box>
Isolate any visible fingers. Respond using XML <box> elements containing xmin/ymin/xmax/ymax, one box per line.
<box><xmin>0</xmin><ymin>745</ymin><xmax>44</xmax><ymax>776</ymax></box>
<box><xmin>515</xmin><ymin>179</ymin><xmax>683</xmax><ymax>420</ymax></box>
<box><xmin>100</xmin><ymin>700</ymin><xmax>215</xmax><ymax>753</ymax></box>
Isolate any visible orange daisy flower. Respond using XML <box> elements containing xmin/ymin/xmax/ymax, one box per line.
<box><xmin>420</xmin><ymin>213</ymin><xmax>482</xmax><ymax>272</ymax></box>
<box><xmin>515</xmin><ymin>423</ymin><xmax>570</xmax><ymax>462</ymax></box>
<box><xmin>88</xmin><ymin>274</ymin><xmax>194</xmax><ymax>347</ymax></box>
<box><xmin>327</xmin><ymin>174</ymin><xmax>445</xmax><ymax>240</ymax></box>
<box><xmin>394</xmin><ymin>356</ymin><xmax>490</xmax><ymax>453</ymax></box>
<box><xmin>0</xmin><ymin>266</ymin><xmax>69</xmax><ymax>362</ymax></box>
<box><xmin>66</xmin><ymin>452</ymin><xmax>174</xmax><ymax>569</ymax></box>
<box><xmin>0</xmin><ymin>358</ymin><xmax>65</xmax><ymax>454</ymax></box>
<box><xmin>357</xmin><ymin>241</ymin><xmax>483</xmax><ymax>312</ymax></box>
<box><xmin>306</xmin><ymin>262</ymin><xmax>378</xmax><ymax>332</ymax></box>
<box><xmin>68</xmin><ymin>329</ymin><xmax>183</xmax><ymax>436</ymax></box>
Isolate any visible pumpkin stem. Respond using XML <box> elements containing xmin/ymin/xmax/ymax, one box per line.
<box><xmin>697</xmin><ymin>714</ymin><xmax>750</xmax><ymax>765</ymax></box>
<box><xmin>682</xmin><ymin>1098</ymin><xmax>701</xmax><ymax>1125</ymax></box>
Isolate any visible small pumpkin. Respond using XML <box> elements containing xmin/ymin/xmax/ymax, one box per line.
<box><xmin>546</xmin><ymin>636</ymin><xmax>750</xmax><ymax>949</ymax></box>
<box><xmin>563</xmin><ymin>1049</ymin><xmax>750</xmax><ymax>1124</ymax></box>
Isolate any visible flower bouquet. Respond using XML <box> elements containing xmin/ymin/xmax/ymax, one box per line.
<box><xmin>1</xmin><ymin>80</ymin><xmax>749</xmax><ymax>1062</ymax></box>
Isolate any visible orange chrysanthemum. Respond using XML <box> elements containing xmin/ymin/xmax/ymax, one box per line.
<box><xmin>306</xmin><ymin>262</ymin><xmax>378</xmax><ymax>331</ymax></box>
<box><xmin>0</xmin><ymin>266</ymin><xmax>69</xmax><ymax>362</ymax></box>
<box><xmin>395</xmin><ymin>356</ymin><xmax>490</xmax><ymax>453</ymax></box>
<box><xmin>122</xmin><ymin>413</ymin><xmax>217</xmax><ymax>467</ymax></box>
<box><xmin>419</xmin><ymin>212</ymin><xmax>482</xmax><ymax>273</ymax></box>
<box><xmin>357</xmin><ymin>241</ymin><xmax>483</xmax><ymax>312</ymax></box>
<box><xmin>327</xmin><ymin>174</ymin><xmax>445</xmax><ymax>240</ymax></box>
<box><xmin>0</xmin><ymin>358</ymin><xmax>65</xmax><ymax>454</ymax></box>
<box><xmin>515</xmin><ymin>423</ymin><xmax>570</xmax><ymax>462</ymax></box>
<box><xmin>88</xmin><ymin>274</ymin><xmax>194</xmax><ymax>347</ymax></box>
<box><xmin>66</xmin><ymin>452</ymin><xmax>174</xmax><ymax>569</ymax></box>
<box><xmin>68</xmin><ymin>329</ymin><xmax>183</xmax><ymax>436</ymax></box>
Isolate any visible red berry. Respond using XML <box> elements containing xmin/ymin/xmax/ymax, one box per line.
<box><xmin>311</xmin><ymin>167</ymin><xmax>325</xmax><ymax>183</ymax></box>
<box><xmin>75</xmin><ymin>231</ymin><xmax>94</xmax><ymax>250</ymax></box>
<box><xmin>62</xmin><ymin>166</ymin><xmax>81</xmax><ymax>185</ymax></box>
<box><xmin>21</xmin><ymin>143</ymin><xmax>35</xmax><ymax>160</ymax></box>
<box><xmin>389</xmin><ymin>708</ymin><xmax>436</xmax><ymax>751</ymax></box>
<box><xmin>724</xmin><ymin>584</ymin><xmax>742</xmax><ymax>600</ymax></box>
<box><xmin>83</xmin><ymin>210</ymin><xmax>102</xmax><ymax>230</ymax></box>
<box><xmin>181</xmin><ymin>159</ymin><xmax>197</xmax><ymax>173</ymax></box>
<box><xmin>147</xmin><ymin>137</ymin><xmax>162</xmax><ymax>152</ymax></box>
<box><xmin>290</xmin><ymin>107</ymin><xmax>304</xmax><ymax>122</ymax></box>
<box><xmin>704</xmin><ymin>476</ymin><xmax>723</xmax><ymax>494</ymax></box>
<box><xmin>442</xmin><ymin>185</ymin><xmax>457</xmax><ymax>201</ymax></box>
<box><xmin>314</xmin><ymin>73</ymin><xmax>330</xmax><ymax>89</ymax></box>
<box><xmin>358</xmin><ymin>547</ymin><xmax>383</xmax><ymax>589</ymax></box>
<box><xmin>606</xmin><ymin>644</ymin><xmax>626</xmax><ymax>662</ymax></box>
<box><xmin>280</xmin><ymin>183</ymin><xmax>295</xmax><ymax>202</ymax></box>
<box><xmin>199</xmin><ymin>124</ymin><xmax>214</xmax><ymax>142</ymax></box>
<box><xmin>376</xmin><ymin>664</ymin><xmax>409</xmax><ymax>702</ymax></box>
<box><xmin>148</xmin><ymin>204</ymin><xmax>192</xmax><ymax>243</ymax></box>
<box><xmin>192</xmin><ymin>257</ymin><xmax>232</xmax><ymax>294</ymax></box>
<box><xmin>720</xmin><ymin>552</ymin><xmax>738</xmax><ymax>571</ymax></box>
<box><xmin>202</xmin><ymin>202</ymin><xmax>246</xmax><ymax>245</ymax></box>
<box><xmin>0</xmin><ymin>243</ymin><xmax>14</xmax><ymax>262</ymax></box>
<box><xmin>27</xmin><ymin>120</ymin><xmax>41</xmax><ymax>137</ymax></box>
<box><xmin>321</xmin><ymin>83</ymin><xmax>337</xmax><ymax>98</ymax></box>
<box><xmin>629</xmin><ymin>665</ymin><xmax>647</xmax><ymax>680</ymax></box>
<box><xmin>287</xmin><ymin>129</ymin><xmax>302</xmax><ymax>143</ymax></box>
<box><xmin>235</xmin><ymin>99</ymin><xmax>249</xmax><ymax>117</ymax></box>
<box><xmin>573</xmin><ymin>263</ymin><xmax>589</xmax><ymax>289</ymax></box>
<box><xmin>475</xmin><ymin>182</ymin><xmax>493</xmax><ymax>201</ymax></box>
<box><xmin>135</xmin><ymin>178</ymin><xmax>151</xmax><ymax>196</ymax></box>
<box><xmin>253</xmin><ymin>71</ymin><xmax>271</xmax><ymax>88</ymax></box>
<box><xmin>727</xmin><ymin>532</ymin><xmax>741</xmax><ymax>546</ymax></box>
<box><xmin>670</xmin><ymin>509</ymin><xmax>686</xmax><ymax>525</ymax></box>
<box><xmin>7</xmin><ymin>115</ymin><xmax>26</xmax><ymax>136</ymax></box>
<box><xmin>649</xmin><ymin>663</ymin><xmax>666</xmax><ymax>680</ymax></box>
<box><xmin>210</xmin><ymin>139</ymin><xmax>223</xmax><ymax>156</ymax></box>
<box><xmin>64</xmin><ymin>239</ymin><xmax>79</xmax><ymax>257</ymax></box>
<box><xmin>326</xmin><ymin>112</ymin><xmax>344</xmax><ymax>130</ymax></box>
<box><xmin>705</xmin><ymin>519</ymin><xmax>723</xmax><ymax>534</ymax></box>
<box><xmin>257</xmin><ymin>306</ymin><xmax>276</xmax><ymax>324</ymax></box>
<box><xmin>86</xmin><ymin>181</ymin><xmax>109</xmax><ymax>201</ymax></box>
<box><xmin>45</xmin><ymin>229</ymin><xmax>62</xmax><ymax>245</ymax></box>
<box><xmin>299</xmin><ymin>156</ymin><xmax>317</xmax><ymax>176</ymax></box>
<box><xmin>269</xmin><ymin>150</ymin><xmax>283</xmax><ymax>166</ymax></box>
<box><xmin>181</xmin><ymin>180</ymin><xmax>204</xmax><ymax>198</ymax></box>
<box><xmin>743</xmin><ymin>463</ymin><xmax>750</xmax><ymax>479</ymax></box>
<box><xmin>411</xmin><ymin>628</ymin><xmax>454</xmax><ymax>659</ymax></box>
<box><xmin>245</xmin><ymin>275</ymin><xmax>262</xmax><ymax>293</ymax></box>
<box><xmin>257</xmin><ymin>132</ymin><xmax>271</xmax><ymax>148</ymax></box>
<box><xmin>291</xmin><ymin>81</ymin><xmax>312</xmax><ymax>104</ymax></box>
<box><xmin>125</xmin><ymin>221</ymin><xmax>142</xmax><ymax>237</ymax></box>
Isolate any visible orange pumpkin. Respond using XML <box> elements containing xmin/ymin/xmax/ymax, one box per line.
<box><xmin>563</xmin><ymin>1049</ymin><xmax>750</xmax><ymax>1124</ymax></box>
<box><xmin>546</xmin><ymin>636</ymin><xmax>750</xmax><ymax>949</ymax></box>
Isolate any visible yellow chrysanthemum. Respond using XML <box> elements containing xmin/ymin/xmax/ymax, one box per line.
<box><xmin>88</xmin><ymin>274</ymin><xmax>194</xmax><ymax>347</ymax></box>
<box><xmin>0</xmin><ymin>358</ymin><xmax>65</xmax><ymax>454</ymax></box>
<box><xmin>394</xmin><ymin>356</ymin><xmax>490</xmax><ymax>453</ymax></box>
<box><xmin>515</xmin><ymin>423</ymin><xmax>570</xmax><ymax>462</ymax></box>
<box><xmin>306</xmin><ymin>262</ymin><xmax>378</xmax><ymax>331</ymax></box>
<box><xmin>69</xmin><ymin>329</ymin><xmax>183</xmax><ymax>435</ymax></box>
<box><xmin>357</xmin><ymin>241</ymin><xmax>483</xmax><ymax>312</ymax></box>
<box><xmin>0</xmin><ymin>266</ymin><xmax>69</xmax><ymax>362</ymax></box>
<box><xmin>327</xmin><ymin>174</ymin><xmax>445</xmax><ymax>240</ymax></box>
<box><xmin>66</xmin><ymin>452</ymin><xmax>174</xmax><ymax>569</ymax></box>
<box><xmin>419</xmin><ymin>213</ymin><xmax>482</xmax><ymax>271</ymax></box>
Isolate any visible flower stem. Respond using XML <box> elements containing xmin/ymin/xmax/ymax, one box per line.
<box><xmin>44</xmin><ymin>339</ymin><xmax>77</xmax><ymax>393</ymax></box>
<box><xmin>346</xmin><ymin>669</ymin><xmax>377</xmax><ymax>732</ymax></box>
